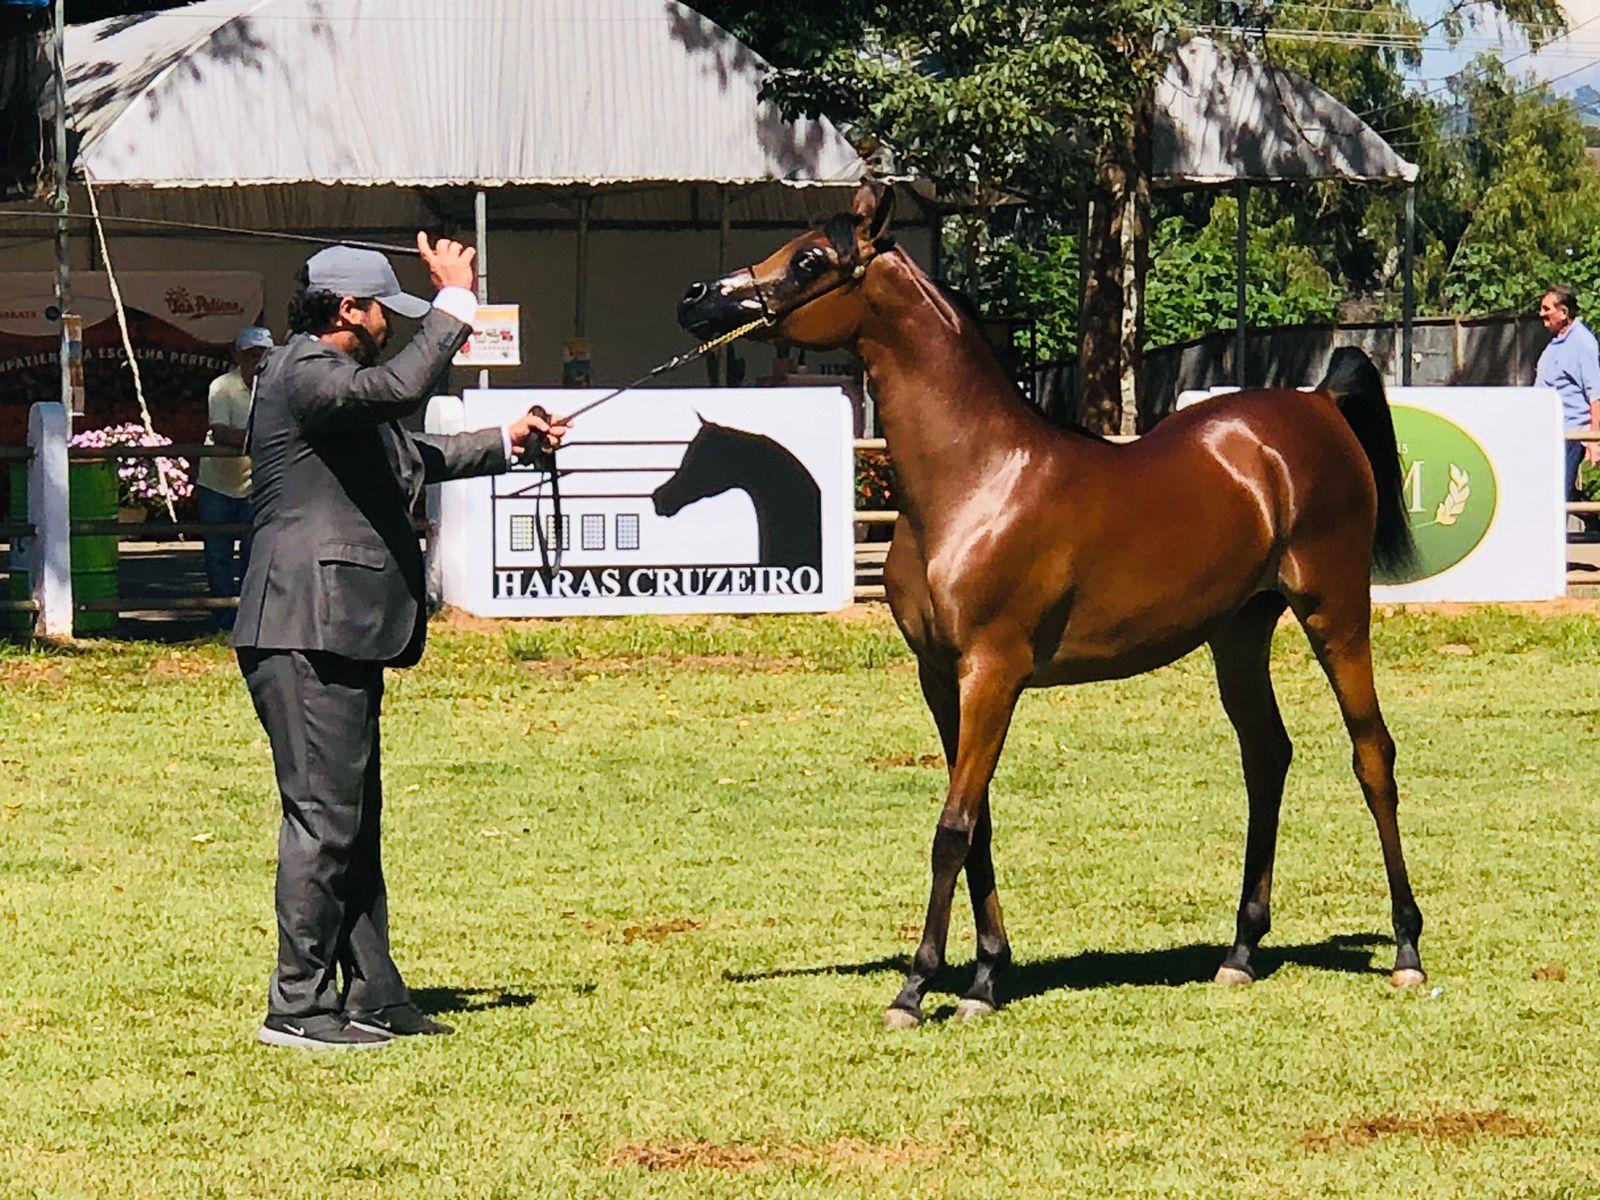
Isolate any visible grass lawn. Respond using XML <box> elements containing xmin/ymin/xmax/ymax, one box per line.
<box><xmin>2</xmin><ymin>605</ymin><xmax>1599</xmax><ymax>1198</ymax></box>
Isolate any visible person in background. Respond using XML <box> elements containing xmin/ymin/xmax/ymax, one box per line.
<box><xmin>199</xmin><ymin>325</ymin><xmax>273</xmax><ymax>629</ymax></box>
<box><xmin>1535</xmin><ymin>286</ymin><xmax>1600</xmax><ymax>528</ymax></box>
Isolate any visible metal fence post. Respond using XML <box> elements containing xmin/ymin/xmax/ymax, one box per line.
<box><xmin>27</xmin><ymin>402</ymin><xmax>71</xmax><ymax>637</ymax></box>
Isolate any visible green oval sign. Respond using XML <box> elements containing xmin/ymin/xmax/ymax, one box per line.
<box><xmin>1388</xmin><ymin>406</ymin><xmax>1497</xmax><ymax>583</ymax></box>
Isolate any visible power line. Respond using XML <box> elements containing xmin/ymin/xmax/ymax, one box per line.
<box><xmin>1357</xmin><ymin>10</ymin><xmax>1600</xmax><ymax>125</ymax></box>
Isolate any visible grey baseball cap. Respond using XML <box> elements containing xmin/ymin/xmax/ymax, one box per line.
<box><xmin>304</xmin><ymin>245</ymin><xmax>430</xmax><ymax>319</ymax></box>
<box><xmin>233</xmin><ymin>325</ymin><xmax>274</xmax><ymax>352</ymax></box>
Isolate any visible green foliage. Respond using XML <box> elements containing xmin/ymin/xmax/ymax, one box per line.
<box><xmin>699</xmin><ymin>1</ymin><xmax>1180</xmax><ymax>208</ymax></box>
<box><xmin>1438</xmin><ymin>66</ymin><xmax>1600</xmax><ymax>314</ymax></box>
<box><xmin>700</xmin><ymin>1</ymin><xmax>1580</xmax><ymax>337</ymax></box>
<box><xmin>1147</xmin><ymin>196</ymin><xmax>1343</xmax><ymax>346</ymax></box>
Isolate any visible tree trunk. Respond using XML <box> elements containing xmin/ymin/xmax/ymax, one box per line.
<box><xmin>1077</xmin><ymin>89</ymin><xmax>1153</xmax><ymax>435</ymax></box>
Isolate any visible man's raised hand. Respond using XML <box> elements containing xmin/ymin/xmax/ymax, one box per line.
<box><xmin>417</xmin><ymin>232</ymin><xmax>477</xmax><ymax>292</ymax></box>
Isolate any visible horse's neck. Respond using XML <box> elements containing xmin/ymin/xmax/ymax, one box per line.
<box><xmin>856</xmin><ymin>255</ymin><xmax>1045</xmax><ymax>524</ymax></box>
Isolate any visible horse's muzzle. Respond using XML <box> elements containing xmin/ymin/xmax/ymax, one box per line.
<box><xmin>677</xmin><ymin>280</ymin><xmax>726</xmax><ymax>339</ymax></box>
<box><xmin>650</xmin><ymin>480</ymin><xmax>682</xmax><ymax>517</ymax></box>
<box><xmin>678</xmin><ymin>276</ymin><xmax>765</xmax><ymax>340</ymax></box>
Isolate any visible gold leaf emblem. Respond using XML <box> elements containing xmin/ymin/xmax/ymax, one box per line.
<box><xmin>1434</xmin><ymin>464</ymin><xmax>1470</xmax><ymax>527</ymax></box>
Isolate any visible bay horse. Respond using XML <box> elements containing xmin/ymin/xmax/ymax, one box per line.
<box><xmin>677</xmin><ymin>181</ymin><xmax>1425</xmax><ymax>1028</ymax></box>
<box><xmin>652</xmin><ymin>418</ymin><xmax>823</xmax><ymax>569</ymax></box>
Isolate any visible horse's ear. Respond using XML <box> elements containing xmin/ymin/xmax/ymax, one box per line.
<box><xmin>851</xmin><ymin>180</ymin><xmax>895</xmax><ymax>243</ymax></box>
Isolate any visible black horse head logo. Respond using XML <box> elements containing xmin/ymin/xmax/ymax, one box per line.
<box><xmin>651</xmin><ymin>417</ymin><xmax>822</xmax><ymax>570</ymax></box>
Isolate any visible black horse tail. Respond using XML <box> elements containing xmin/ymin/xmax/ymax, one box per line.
<box><xmin>1315</xmin><ymin>347</ymin><xmax>1417</xmax><ymax>580</ymax></box>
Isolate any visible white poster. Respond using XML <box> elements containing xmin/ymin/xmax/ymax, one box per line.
<box><xmin>453</xmin><ymin>304</ymin><xmax>521</xmax><ymax>367</ymax></box>
<box><xmin>433</xmin><ymin>388</ymin><xmax>855</xmax><ymax>616</ymax></box>
<box><xmin>1176</xmin><ymin>386</ymin><xmax>1565</xmax><ymax>602</ymax></box>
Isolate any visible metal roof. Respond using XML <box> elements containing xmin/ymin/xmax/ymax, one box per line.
<box><xmin>1154</xmin><ymin>37</ymin><xmax>1419</xmax><ymax>187</ymax></box>
<box><xmin>63</xmin><ymin>0</ymin><xmax>868</xmax><ymax>190</ymax></box>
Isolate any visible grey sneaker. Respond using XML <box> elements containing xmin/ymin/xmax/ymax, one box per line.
<box><xmin>347</xmin><ymin>1004</ymin><xmax>454</xmax><ymax>1038</ymax></box>
<box><xmin>257</xmin><ymin>1014</ymin><xmax>390</xmax><ymax>1050</ymax></box>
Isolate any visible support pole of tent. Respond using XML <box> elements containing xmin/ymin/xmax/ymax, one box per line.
<box><xmin>1235</xmin><ymin>179</ymin><xmax>1248</xmax><ymax>388</ymax></box>
<box><xmin>1402</xmin><ymin>183</ymin><xmax>1416</xmax><ymax>387</ymax></box>
<box><xmin>52</xmin><ymin>0</ymin><xmax>72</xmax><ymax>420</ymax></box>
<box><xmin>718</xmin><ymin>185</ymin><xmax>731</xmax><ymax>386</ymax></box>
<box><xmin>475</xmin><ymin>189</ymin><xmax>489</xmax><ymax>390</ymax></box>
<box><xmin>574</xmin><ymin>193</ymin><xmax>591</xmax><ymax>339</ymax></box>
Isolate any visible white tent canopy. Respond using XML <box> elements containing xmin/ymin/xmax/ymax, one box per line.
<box><xmin>1154</xmin><ymin>37</ymin><xmax>1418</xmax><ymax>187</ymax></box>
<box><xmin>64</xmin><ymin>0</ymin><xmax>867</xmax><ymax>194</ymax></box>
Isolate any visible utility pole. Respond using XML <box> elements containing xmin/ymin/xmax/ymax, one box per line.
<box><xmin>51</xmin><ymin>0</ymin><xmax>73</xmax><ymax>419</ymax></box>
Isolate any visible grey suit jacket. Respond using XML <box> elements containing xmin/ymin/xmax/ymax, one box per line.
<box><xmin>233</xmin><ymin>309</ymin><xmax>507</xmax><ymax>667</ymax></box>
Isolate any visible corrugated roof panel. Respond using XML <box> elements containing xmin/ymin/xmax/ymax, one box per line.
<box><xmin>64</xmin><ymin>0</ymin><xmax>868</xmax><ymax>188</ymax></box>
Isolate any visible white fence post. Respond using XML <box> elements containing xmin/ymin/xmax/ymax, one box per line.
<box><xmin>27</xmin><ymin>402</ymin><xmax>71</xmax><ymax>638</ymax></box>
<box><xmin>424</xmin><ymin>395</ymin><xmax>466</xmax><ymax>611</ymax></box>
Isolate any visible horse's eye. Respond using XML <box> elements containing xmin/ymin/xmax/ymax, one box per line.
<box><xmin>794</xmin><ymin>250</ymin><xmax>829</xmax><ymax>280</ymax></box>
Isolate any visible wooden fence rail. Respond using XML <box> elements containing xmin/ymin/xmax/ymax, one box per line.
<box><xmin>10</xmin><ymin>432</ymin><xmax>1600</xmax><ymax>616</ymax></box>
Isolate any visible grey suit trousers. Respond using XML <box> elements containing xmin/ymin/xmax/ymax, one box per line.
<box><xmin>240</xmin><ymin>648</ymin><xmax>407</xmax><ymax>1019</ymax></box>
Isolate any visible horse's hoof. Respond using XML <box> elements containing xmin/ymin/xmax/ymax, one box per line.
<box><xmin>1214</xmin><ymin>965</ymin><xmax>1254</xmax><ymax>987</ymax></box>
<box><xmin>954</xmin><ymin>998</ymin><xmax>996</xmax><ymax>1022</ymax></box>
<box><xmin>882</xmin><ymin>1006</ymin><xmax>921</xmax><ymax>1031</ymax></box>
<box><xmin>1390</xmin><ymin>968</ymin><xmax>1427</xmax><ymax>989</ymax></box>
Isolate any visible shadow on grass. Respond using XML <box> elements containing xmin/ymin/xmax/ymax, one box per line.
<box><xmin>412</xmin><ymin>983</ymin><xmax>595</xmax><ymax>1015</ymax></box>
<box><xmin>725</xmin><ymin>933</ymin><xmax>1390</xmax><ymax>1004</ymax></box>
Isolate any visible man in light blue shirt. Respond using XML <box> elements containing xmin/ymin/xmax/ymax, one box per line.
<box><xmin>1535</xmin><ymin>285</ymin><xmax>1600</xmax><ymax>511</ymax></box>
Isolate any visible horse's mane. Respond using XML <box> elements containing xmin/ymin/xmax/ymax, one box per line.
<box><xmin>819</xmin><ymin>215</ymin><xmax>1105</xmax><ymax>442</ymax></box>
<box><xmin>927</xmin><ymin>278</ymin><xmax>1105</xmax><ymax>442</ymax></box>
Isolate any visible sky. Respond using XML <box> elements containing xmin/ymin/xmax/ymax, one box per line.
<box><xmin>1412</xmin><ymin>0</ymin><xmax>1600</xmax><ymax>95</ymax></box>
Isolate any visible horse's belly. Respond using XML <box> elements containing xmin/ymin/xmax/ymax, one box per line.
<box><xmin>1031</xmin><ymin>552</ymin><xmax>1276</xmax><ymax>685</ymax></box>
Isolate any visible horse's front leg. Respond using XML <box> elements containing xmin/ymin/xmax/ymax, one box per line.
<box><xmin>886</xmin><ymin>654</ymin><xmax>1027</xmax><ymax>1029</ymax></box>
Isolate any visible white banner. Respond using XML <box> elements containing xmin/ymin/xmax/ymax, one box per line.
<box><xmin>1176</xmin><ymin>386</ymin><xmax>1566</xmax><ymax>602</ymax></box>
<box><xmin>434</xmin><ymin>388</ymin><xmax>855</xmax><ymax>616</ymax></box>
<box><xmin>0</xmin><ymin>272</ymin><xmax>264</xmax><ymax>342</ymax></box>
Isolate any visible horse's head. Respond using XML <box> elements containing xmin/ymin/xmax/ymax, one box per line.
<box><xmin>677</xmin><ymin>181</ymin><xmax>897</xmax><ymax>350</ymax></box>
<box><xmin>652</xmin><ymin>415</ymin><xmax>730</xmax><ymax>517</ymax></box>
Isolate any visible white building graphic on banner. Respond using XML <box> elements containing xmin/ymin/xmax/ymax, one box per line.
<box><xmin>430</xmin><ymin>389</ymin><xmax>855</xmax><ymax>616</ymax></box>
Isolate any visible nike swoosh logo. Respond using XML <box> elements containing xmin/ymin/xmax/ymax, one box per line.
<box><xmin>285</xmin><ymin>1024</ymin><xmax>306</xmax><ymax>1037</ymax></box>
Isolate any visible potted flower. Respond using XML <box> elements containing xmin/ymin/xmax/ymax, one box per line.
<box><xmin>855</xmin><ymin>448</ymin><xmax>897</xmax><ymax>543</ymax></box>
<box><xmin>68</xmin><ymin>423</ymin><xmax>193</xmax><ymax>520</ymax></box>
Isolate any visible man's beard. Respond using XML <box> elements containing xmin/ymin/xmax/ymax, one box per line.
<box><xmin>350</xmin><ymin>324</ymin><xmax>386</xmax><ymax>366</ymax></box>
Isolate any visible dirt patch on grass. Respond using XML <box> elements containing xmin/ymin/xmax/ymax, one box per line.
<box><xmin>440</xmin><ymin>605</ymin><xmax>898</xmax><ymax>635</ymax></box>
<box><xmin>522</xmin><ymin>654</ymin><xmax>809</xmax><ymax>677</ymax></box>
<box><xmin>621</xmin><ymin>918</ymin><xmax>704</xmax><ymax>944</ymax></box>
<box><xmin>0</xmin><ymin>659</ymin><xmax>65</xmax><ymax>688</ymax></box>
<box><xmin>610</xmin><ymin>1137</ymin><xmax>939</xmax><ymax>1172</ymax></box>
<box><xmin>1302</xmin><ymin>1107</ymin><xmax>1543</xmax><ymax>1151</ymax></box>
<box><xmin>147</xmin><ymin>653</ymin><xmax>223</xmax><ymax>679</ymax></box>
<box><xmin>1376</xmin><ymin>599</ymin><xmax>1600</xmax><ymax>617</ymax></box>
<box><xmin>1533</xmin><ymin>963</ymin><xmax>1568</xmax><ymax>982</ymax></box>
<box><xmin>867</xmin><ymin>752</ymin><xmax>943</xmax><ymax>770</ymax></box>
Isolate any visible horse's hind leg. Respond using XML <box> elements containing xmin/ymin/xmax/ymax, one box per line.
<box><xmin>1209</xmin><ymin>592</ymin><xmax>1293</xmax><ymax>986</ymax></box>
<box><xmin>1290</xmin><ymin>584</ymin><xmax>1425</xmax><ymax>988</ymax></box>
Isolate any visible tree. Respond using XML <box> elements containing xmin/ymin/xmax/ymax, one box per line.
<box><xmin>700</xmin><ymin>1</ymin><xmax>1569</xmax><ymax>428</ymax></box>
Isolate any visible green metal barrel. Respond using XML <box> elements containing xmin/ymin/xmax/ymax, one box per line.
<box><xmin>6</xmin><ymin>460</ymin><xmax>119</xmax><ymax>635</ymax></box>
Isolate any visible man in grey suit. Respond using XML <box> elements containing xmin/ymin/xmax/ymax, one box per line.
<box><xmin>236</xmin><ymin>234</ymin><xmax>564</xmax><ymax>1049</ymax></box>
